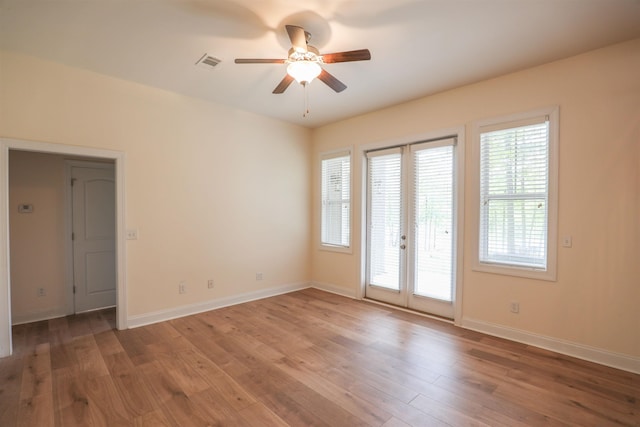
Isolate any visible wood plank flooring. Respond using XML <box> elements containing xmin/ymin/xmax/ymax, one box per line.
<box><xmin>1</xmin><ymin>288</ymin><xmax>638</xmax><ymax>426</ymax></box>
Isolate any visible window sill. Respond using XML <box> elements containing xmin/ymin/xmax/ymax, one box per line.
<box><xmin>472</xmin><ymin>261</ymin><xmax>556</xmax><ymax>282</ymax></box>
<box><xmin>318</xmin><ymin>244</ymin><xmax>352</xmax><ymax>254</ymax></box>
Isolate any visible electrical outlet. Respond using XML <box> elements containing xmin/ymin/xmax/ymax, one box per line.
<box><xmin>510</xmin><ymin>302</ymin><xmax>520</xmax><ymax>314</ymax></box>
<box><xmin>179</xmin><ymin>282</ymin><xmax>187</xmax><ymax>294</ymax></box>
<box><xmin>256</xmin><ymin>272</ymin><xmax>263</xmax><ymax>281</ymax></box>
<box><xmin>562</xmin><ymin>236</ymin><xmax>572</xmax><ymax>248</ymax></box>
<box><xmin>207</xmin><ymin>279</ymin><xmax>214</xmax><ymax>289</ymax></box>
<box><xmin>126</xmin><ymin>229</ymin><xmax>138</xmax><ymax>240</ymax></box>
<box><xmin>37</xmin><ymin>287</ymin><xmax>46</xmax><ymax>297</ymax></box>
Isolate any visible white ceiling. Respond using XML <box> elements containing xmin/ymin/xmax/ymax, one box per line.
<box><xmin>2</xmin><ymin>0</ymin><xmax>640</xmax><ymax>128</ymax></box>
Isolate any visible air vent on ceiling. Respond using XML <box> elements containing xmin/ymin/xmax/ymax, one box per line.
<box><xmin>195</xmin><ymin>54</ymin><xmax>222</xmax><ymax>70</ymax></box>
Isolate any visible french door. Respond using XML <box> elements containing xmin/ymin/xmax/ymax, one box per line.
<box><xmin>365</xmin><ymin>137</ymin><xmax>457</xmax><ymax>318</ymax></box>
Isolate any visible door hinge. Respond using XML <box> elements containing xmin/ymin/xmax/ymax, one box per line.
<box><xmin>71</xmin><ymin>232</ymin><xmax>75</xmax><ymax>241</ymax></box>
<box><xmin>71</xmin><ymin>178</ymin><xmax>77</xmax><ymax>186</ymax></box>
<box><xmin>73</xmin><ymin>286</ymin><xmax>76</xmax><ymax>294</ymax></box>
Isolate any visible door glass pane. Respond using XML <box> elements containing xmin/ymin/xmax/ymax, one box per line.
<box><xmin>368</xmin><ymin>152</ymin><xmax>402</xmax><ymax>290</ymax></box>
<box><xmin>413</xmin><ymin>145</ymin><xmax>453</xmax><ymax>301</ymax></box>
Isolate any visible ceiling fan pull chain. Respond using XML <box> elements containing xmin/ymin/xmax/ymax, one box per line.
<box><xmin>303</xmin><ymin>82</ymin><xmax>310</xmax><ymax>118</ymax></box>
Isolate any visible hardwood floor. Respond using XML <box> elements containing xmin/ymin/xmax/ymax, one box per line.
<box><xmin>1</xmin><ymin>288</ymin><xmax>638</xmax><ymax>426</ymax></box>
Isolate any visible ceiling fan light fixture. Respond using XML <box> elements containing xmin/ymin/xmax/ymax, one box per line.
<box><xmin>235</xmin><ymin>24</ymin><xmax>370</xmax><ymax>95</ymax></box>
<box><xmin>287</xmin><ymin>60</ymin><xmax>322</xmax><ymax>84</ymax></box>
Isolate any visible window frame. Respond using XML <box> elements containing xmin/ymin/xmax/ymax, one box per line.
<box><xmin>319</xmin><ymin>148</ymin><xmax>353</xmax><ymax>253</ymax></box>
<box><xmin>471</xmin><ymin>107</ymin><xmax>559</xmax><ymax>281</ymax></box>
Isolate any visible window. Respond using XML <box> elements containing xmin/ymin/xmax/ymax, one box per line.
<box><xmin>473</xmin><ymin>108</ymin><xmax>558</xmax><ymax>280</ymax></box>
<box><xmin>321</xmin><ymin>150</ymin><xmax>351</xmax><ymax>250</ymax></box>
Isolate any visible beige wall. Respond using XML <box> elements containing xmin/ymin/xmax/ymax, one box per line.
<box><xmin>9</xmin><ymin>151</ymin><xmax>68</xmax><ymax>323</ymax></box>
<box><xmin>311</xmin><ymin>39</ymin><xmax>640</xmax><ymax>358</ymax></box>
<box><xmin>1</xmin><ymin>50</ymin><xmax>312</xmax><ymax>318</ymax></box>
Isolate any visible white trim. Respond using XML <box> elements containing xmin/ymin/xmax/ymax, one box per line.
<box><xmin>320</xmin><ymin>149</ymin><xmax>351</xmax><ymax>161</ymax></box>
<box><xmin>358</xmin><ymin>151</ymin><xmax>368</xmax><ymax>300</ymax></box>
<box><xmin>462</xmin><ymin>317</ymin><xmax>640</xmax><ymax>374</ymax></box>
<box><xmin>453</xmin><ymin>130</ymin><xmax>465</xmax><ymax>326</ymax></box>
<box><xmin>470</xmin><ymin>106</ymin><xmax>559</xmax><ymax>281</ymax></box>
<box><xmin>128</xmin><ymin>281</ymin><xmax>309</xmax><ymax>328</ymax></box>
<box><xmin>64</xmin><ymin>162</ymin><xmax>75</xmax><ymax>316</ymax></box>
<box><xmin>318</xmin><ymin>244</ymin><xmax>352</xmax><ymax>254</ymax></box>
<box><xmin>0</xmin><ymin>146</ymin><xmax>11</xmax><ymax>357</ymax></box>
<box><xmin>310</xmin><ymin>281</ymin><xmax>358</xmax><ymax>299</ymax></box>
<box><xmin>478</xmin><ymin>114</ymin><xmax>549</xmax><ymax>134</ymax></box>
<box><xmin>0</xmin><ymin>138</ymin><xmax>127</xmax><ymax>358</ymax></box>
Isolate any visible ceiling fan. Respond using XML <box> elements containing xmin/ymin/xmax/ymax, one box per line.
<box><xmin>235</xmin><ymin>25</ymin><xmax>371</xmax><ymax>94</ymax></box>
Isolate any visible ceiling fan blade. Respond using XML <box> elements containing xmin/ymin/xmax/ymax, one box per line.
<box><xmin>318</xmin><ymin>69</ymin><xmax>347</xmax><ymax>93</ymax></box>
<box><xmin>273</xmin><ymin>74</ymin><xmax>295</xmax><ymax>94</ymax></box>
<box><xmin>235</xmin><ymin>58</ymin><xmax>286</xmax><ymax>64</ymax></box>
<box><xmin>322</xmin><ymin>49</ymin><xmax>371</xmax><ymax>63</ymax></box>
<box><xmin>285</xmin><ymin>25</ymin><xmax>307</xmax><ymax>53</ymax></box>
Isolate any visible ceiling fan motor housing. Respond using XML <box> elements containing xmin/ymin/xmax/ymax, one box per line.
<box><xmin>287</xmin><ymin>45</ymin><xmax>321</xmax><ymax>63</ymax></box>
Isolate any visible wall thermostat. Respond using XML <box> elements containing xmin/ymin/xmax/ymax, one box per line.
<box><xmin>18</xmin><ymin>204</ymin><xmax>33</xmax><ymax>213</ymax></box>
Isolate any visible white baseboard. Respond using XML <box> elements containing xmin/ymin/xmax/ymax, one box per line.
<box><xmin>12</xmin><ymin>308</ymin><xmax>68</xmax><ymax>325</ymax></box>
<box><xmin>127</xmin><ymin>281</ymin><xmax>310</xmax><ymax>329</ymax></box>
<box><xmin>309</xmin><ymin>281</ymin><xmax>358</xmax><ymax>299</ymax></box>
<box><xmin>462</xmin><ymin>317</ymin><xmax>640</xmax><ymax>374</ymax></box>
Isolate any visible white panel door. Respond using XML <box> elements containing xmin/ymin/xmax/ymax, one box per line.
<box><xmin>365</xmin><ymin>138</ymin><xmax>457</xmax><ymax>319</ymax></box>
<box><xmin>71</xmin><ymin>164</ymin><xmax>116</xmax><ymax>313</ymax></box>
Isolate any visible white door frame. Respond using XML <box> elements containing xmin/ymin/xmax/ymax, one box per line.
<box><xmin>0</xmin><ymin>138</ymin><xmax>127</xmax><ymax>357</ymax></box>
<box><xmin>358</xmin><ymin>126</ymin><xmax>465</xmax><ymax>325</ymax></box>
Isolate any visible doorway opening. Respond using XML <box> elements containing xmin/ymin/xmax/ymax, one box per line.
<box><xmin>0</xmin><ymin>138</ymin><xmax>127</xmax><ymax>357</ymax></box>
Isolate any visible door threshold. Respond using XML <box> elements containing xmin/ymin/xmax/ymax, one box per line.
<box><xmin>74</xmin><ymin>305</ymin><xmax>116</xmax><ymax>315</ymax></box>
<box><xmin>362</xmin><ymin>298</ymin><xmax>454</xmax><ymax>324</ymax></box>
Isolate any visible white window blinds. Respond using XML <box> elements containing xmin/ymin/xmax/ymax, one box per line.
<box><xmin>479</xmin><ymin>117</ymin><xmax>549</xmax><ymax>269</ymax></box>
<box><xmin>321</xmin><ymin>151</ymin><xmax>351</xmax><ymax>248</ymax></box>
<box><xmin>412</xmin><ymin>141</ymin><xmax>454</xmax><ymax>300</ymax></box>
<box><xmin>367</xmin><ymin>149</ymin><xmax>402</xmax><ymax>290</ymax></box>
